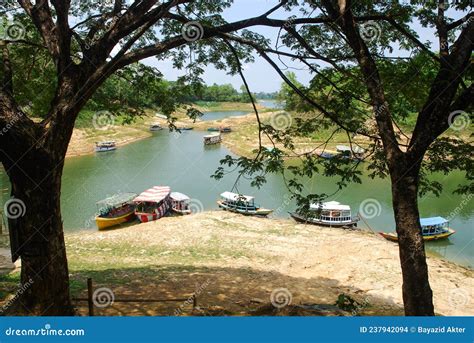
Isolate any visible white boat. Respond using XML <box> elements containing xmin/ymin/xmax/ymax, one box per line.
<box><xmin>150</xmin><ymin>124</ymin><xmax>163</xmax><ymax>131</ymax></box>
<box><xmin>95</xmin><ymin>141</ymin><xmax>116</xmax><ymax>152</ymax></box>
<box><xmin>217</xmin><ymin>191</ymin><xmax>273</xmax><ymax>216</ymax></box>
<box><xmin>203</xmin><ymin>133</ymin><xmax>222</xmax><ymax>145</ymax></box>
<box><xmin>170</xmin><ymin>192</ymin><xmax>192</xmax><ymax>215</ymax></box>
<box><xmin>289</xmin><ymin>201</ymin><xmax>359</xmax><ymax>227</ymax></box>
<box><xmin>336</xmin><ymin>145</ymin><xmax>365</xmax><ymax>160</ymax></box>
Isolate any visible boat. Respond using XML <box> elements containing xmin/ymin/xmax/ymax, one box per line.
<box><xmin>203</xmin><ymin>133</ymin><xmax>222</xmax><ymax>145</ymax></box>
<box><xmin>379</xmin><ymin>217</ymin><xmax>456</xmax><ymax>242</ymax></box>
<box><xmin>336</xmin><ymin>145</ymin><xmax>365</xmax><ymax>160</ymax></box>
<box><xmin>217</xmin><ymin>191</ymin><xmax>273</xmax><ymax>216</ymax></box>
<box><xmin>170</xmin><ymin>192</ymin><xmax>192</xmax><ymax>215</ymax></box>
<box><xmin>179</xmin><ymin>127</ymin><xmax>193</xmax><ymax>131</ymax></box>
<box><xmin>317</xmin><ymin>151</ymin><xmax>336</xmax><ymax>159</ymax></box>
<box><xmin>95</xmin><ymin>193</ymin><xmax>137</xmax><ymax>230</ymax></box>
<box><xmin>133</xmin><ymin>186</ymin><xmax>171</xmax><ymax>222</ymax></box>
<box><xmin>95</xmin><ymin>141</ymin><xmax>116</xmax><ymax>152</ymax></box>
<box><xmin>150</xmin><ymin>124</ymin><xmax>163</xmax><ymax>131</ymax></box>
<box><xmin>207</xmin><ymin>127</ymin><xmax>231</xmax><ymax>133</ymax></box>
<box><xmin>289</xmin><ymin>201</ymin><xmax>359</xmax><ymax>227</ymax></box>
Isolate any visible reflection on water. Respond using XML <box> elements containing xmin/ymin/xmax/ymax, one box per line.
<box><xmin>0</xmin><ymin>130</ymin><xmax>472</xmax><ymax>268</ymax></box>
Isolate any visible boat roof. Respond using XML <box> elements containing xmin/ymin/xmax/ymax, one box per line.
<box><xmin>220</xmin><ymin>191</ymin><xmax>254</xmax><ymax>202</ymax></box>
<box><xmin>420</xmin><ymin>217</ymin><xmax>448</xmax><ymax>226</ymax></box>
<box><xmin>96</xmin><ymin>141</ymin><xmax>116</xmax><ymax>145</ymax></box>
<box><xmin>133</xmin><ymin>186</ymin><xmax>171</xmax><ymax>203</ymax></box>
<box><xmin>170</xmin><ymin>192</ymin><xmax>190</xmax><ymax>201</ymax></box>
<box><xmin>336</xmin><ymin>145</ymin><xmax>365</xmax><ymax>153</ymax></box>
<box><xmin>204</xmin><ymin>133</ymin><xmax>221</xmax><ymax>138</ymax></box>
<box><xmin>310</xmin><ymin>201</ymin><xmax>351</xmax><ymax>211</ymax></box>
<box><xmin>96</xmin><ymin>193</ymin><xmax>137</xmax><ymax>207</ymax></box>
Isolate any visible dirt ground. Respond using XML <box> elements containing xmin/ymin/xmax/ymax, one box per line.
<box><xmin>61</xmin><ymin>211</ymin><xmax>473</xmax><ymax>316</ymax></box>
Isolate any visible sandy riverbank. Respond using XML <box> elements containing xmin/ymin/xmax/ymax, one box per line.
<box><xmin>63</xmin><ymin>212</ymin><xmax>473</xmax><ymax>315</ymax></box>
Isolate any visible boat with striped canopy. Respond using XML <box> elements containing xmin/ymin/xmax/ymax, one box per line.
<box><xmin>95</xmin><ymin>192</ymin><xmax>137</xmax><ymax>230</ymax></box>
<box><xmin>380</xmin><ymin>216</ymin><xmax>455</xmax><ymax>242</ymax></box>
<box><xmin>133</xmin><ymin>186</ymin><xmax>171</xmax><ymax>223</ymax></box>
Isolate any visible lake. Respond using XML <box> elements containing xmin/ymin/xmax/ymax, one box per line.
<box><xmin>0</xmin><ymin>131</ymin><xmax>472</xmax><ymax>268</ymax></box>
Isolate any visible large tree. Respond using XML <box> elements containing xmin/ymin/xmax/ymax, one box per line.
<box><xmin>0</xmin><ymin>0</ymin><xmax>471</xmax><ymax>316</ymax></box>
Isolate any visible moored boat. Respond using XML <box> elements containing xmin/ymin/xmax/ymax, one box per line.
<box><xmin>95</xmin><ymin>193</ymin><xmax>137</xmax><ymax>230</ymax></box>
<box><xmin>203</xmin><ymin>133</ymin><xmax>222</xmax><ymax>145</ymax></box>
<box><xmin>217</xmin><ymin>191</ymin><xmax>273</xmax><ymax>216</ymax></box>
<box><xmin>289</xmin><ymin>201</ymin><xmax>359</xmax><ymax>227</ymax></box>
<box><xmin>150</xmin><ymin>124</ymin><xmax>163</xmax><ymax>131</ymax></box>
<box><xmin>133</xmin><ymin>186</ymin><xmax>171</xmax><ymax>222</ymax></box>
<box><xmin>95</xmin><ymin>141</ymin><xmax>116</xmax><ymax>152</ymax></box>
<box><xmin>170</xmin><ymin>192</ymin><xmax>192</xmax><ymax>215</ymax></box>
<box><xmin>336</xmin><ymin>145</ymin><xmax>365</xmax><ymax>160</ymax></box>
<box><xmin>380</xmin><ymin>217</ymin><xmax>455</xmax><ymax>242</ymax></box>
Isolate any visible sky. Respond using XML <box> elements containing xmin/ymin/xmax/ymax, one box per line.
<box><xmin>143</xmin><ymin>0</ymin><xmax>467</xmax><ymax>93</ymax></box>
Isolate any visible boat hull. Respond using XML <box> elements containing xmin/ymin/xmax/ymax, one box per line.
<box><xmin>217</xmin><ymin>200</ymin><xmax>273</xmax><ymax>216</ymax></box>
<box><xmin>95</xmin><ymin>211</ymin><xmax>135</xmax><ymax>230</ymax></box>
<box><xmin>172</xmin><ymin>208</ymin><xmax>192</xmax><ymax>215</ymax></box>
<box><xmin>135</xmin><ymin>202</ymin><xmax>170</xmax><ymax>223</ymax></box>
<box><xmin>95</xmin><ymin>146</ymin><xmax>116</xmax><ymax>152</ymax></box>
<box><xmin>379</xmin><ymin>228</ymin><xmax>456</xmax><ymax>242</ymax></box>
<box><xmin>289</xmin><ymin>212</ymin><xmax>358</xmax><ymax>228</ymax></box>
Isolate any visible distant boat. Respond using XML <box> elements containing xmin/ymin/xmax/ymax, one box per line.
<box><xmin>204</xmin><ymin>133</ymin><xmax>222</xmax><ymax>145</ymax></box>
<box><xmin>95</xmin><ymin>141</ymin><xmax>116</xmax><ymax>152</ymax></box>
<box><xmin>179</xmin><ymin>127</ymin><xmax>193</xmax><ymax>131</ymax></box>
<box><xmin>289</xmin><ymin>201</ymin><xmax>359</xmax><ymax>227</ymax></box>
<box><xmin>133</xmin><ymin>186</ymin><xmax>171</xmax><ymax>223</ymax></box>
<box><xmin>207</xmin><ymin>127</ymin><xmax>231</xmax><ymax>133</ymax></box>
<box><xmin>170</xmin><ymin>192</ymin><xmax>192</xmax><ymax>215</ymax></box>
<box><xmin>335</xmin><ymin>145</ymin><xmax>365</xmax><ymax>160</ymax></box>
<box><xmin>317</xmin><ymin>152</ymin><xmax>336</xmax><ymax>159</ymax></box>
<box><xmin>95</xmin><ymin>193</ymin><xmax>137</xmax><ymax>230</ymax></box>
<box><xmin>380</xmin><ymin>217</ymin><xmax>456</xmax><ymax>242</ymax></box>
<box><xmin>217</xmin><ymin>191</ymin><xmax>273</xmax><ymax>216</ymax></box>
<box><xmin>150</xmin><ymin>124</ymin><xmax>163</xmax><ymax>131</ymax></box>
<box><xmin>155</xmin><ymin>113</ymin><xmax>167</xmax><ymax>119</ymax></box>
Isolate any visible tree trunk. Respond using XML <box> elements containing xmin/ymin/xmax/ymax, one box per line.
<box><xmin>390</xmin><ymin>165</ymin><xmax>434</xmax><ymax>316</ymax></box>
<box><xmin>2</xmin><ymin>149</ymin><xmax>74</xmax><ymax>316</ymax></box>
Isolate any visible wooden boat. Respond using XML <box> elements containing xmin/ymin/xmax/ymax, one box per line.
<box><xmin>203</xmin><ymin>133</ymin><xmax>222</xmax><ymax>145</ymax></box>
<box><xmin>336</xmin><ymin>145</ymin><xmax>365</xmax><ymax>160</ymax></box>
<box><xmin>217</xmin><ymin>191</ymin><xmax>273</xmax><ymax>216</ymax></box>
<box><xmin>95</xmin><ymin>141</ymin><xmax>116</xmax><ymax>152</ymax></box>
<box><xmin>95</xmin><ymin>193</ymin><xmax>137</xmax><ymax>230</ymax></box>
<box><xmin>179</xmin><ymin>127</ymin><xmax>193</xmax><ymax>131</ymax></box>
<box><xmin>170</xmin><ymin>192</ymin><xmax>192</xmax><ymax>215</ymax></box>
<box><xmin>133</xmin><ymin>186</ymin><xmax>171</xmax><ymax>223</ymax></box>
<box><xmin>207</xmin><ymin>127</ymin><xmax>220</xmax><ymax>132</ymax></box>
<box><xmin>150</xmin><ymin>124</ymin><xmax>163</xmax><ymax>131</ymax></box>
<box><xmin>289</xmin><ymin>201</ymin><xmax>359</xmax><ymax>227</ymax></box>
<box><xmin>380</xmin><ymin>217</ymin><xmax>456</xmax><ymax>242</ymax></box>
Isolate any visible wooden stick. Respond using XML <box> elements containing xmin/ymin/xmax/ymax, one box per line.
<box><xmin>87</xmin><ymin>278</ymin><xmax>94</xmax><ymax>316</ymax></box>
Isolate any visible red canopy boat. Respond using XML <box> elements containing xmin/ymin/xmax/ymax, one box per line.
<box><xmin>133</xmin><ymin>186</ymin><xmax>171</xmax><ymax>223</ymax></box>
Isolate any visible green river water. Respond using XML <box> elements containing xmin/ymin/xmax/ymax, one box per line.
<box><xmin>0</xmin><ymin>107</ymin><xmax>472</xmax><ymax>268</ymax></box>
